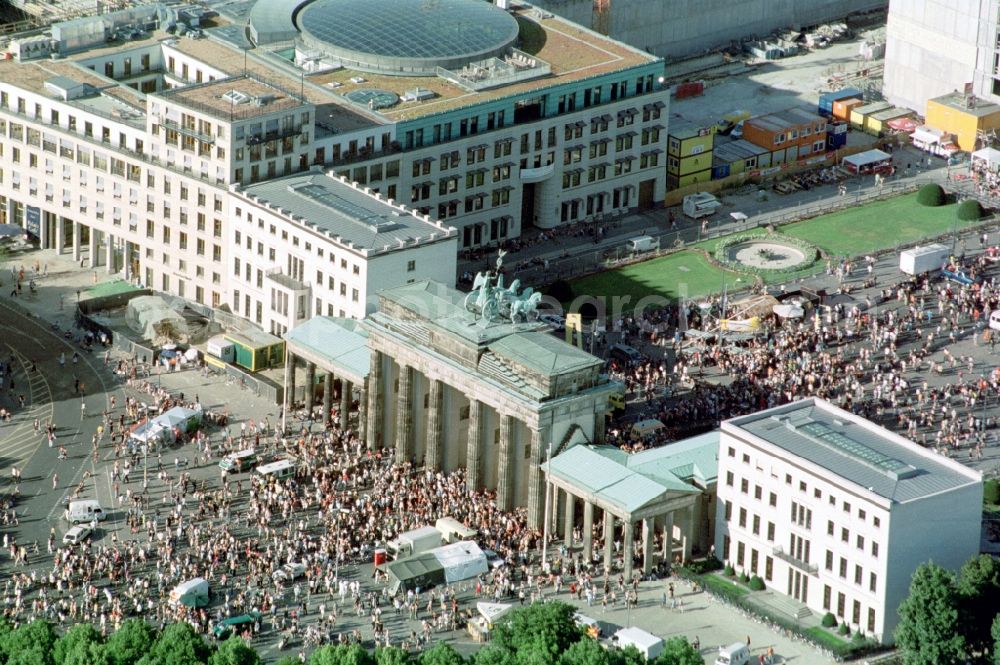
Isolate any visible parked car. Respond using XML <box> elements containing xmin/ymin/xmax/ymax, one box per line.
<box><xmin>538</xmin><ymin>314</ymin><xmax>566</xmax><ymax>332</ymax></box>
<box><xmin>272</xmin><ymin>561</ymin><xmax>307</xmax><ymax>583</ymax></box>
<box><xmin>212</xmin><ymin>611</ymin><xmax>262</xmax><ymax>640</ymax></box>
<box><xmin>941</xmin><ymin>265</ymin><xmax>980</xmax><ymax>286</ymax></box>
<box><xmin>62</xmin><ymin>525</ymin><xmax>92</xmax><ymax>545</ymax></box>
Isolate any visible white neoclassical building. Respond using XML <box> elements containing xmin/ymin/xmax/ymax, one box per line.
<box><xmin>715</xmin><ymin>398</ymin><xmax>982</xmax><ymax>643</ymax></box>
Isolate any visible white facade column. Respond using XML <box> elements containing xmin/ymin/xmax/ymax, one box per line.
<box><xmin>663</xmin><ymin>511</ymin><xmax>674</xmax><ymax>563</ymax></box>
<box><xmin>105</xmin><ymin>233</ymin><xmax>115</xmax><ymax>274</ymax></box>
<box><xmin>54</xmin><ymin>216</ymin><xmax>64</xmax><ymax>255</ymax></box>
<box><xmin>563</xmin><ymin>490</ymin><xmax>574</xmax><ymax>545</ymax></box>
<box><xmin>623</xmin><ymin>519</ymin><xmax>635</xmax><ymax>580</ymax></box>
<box><xmin>603</xmin><ymin>510</ymin><xmax>614</xmax><ymax>574</ymax></box>
<box><xmin>642</xmin><ymin>518</ymin><xmax>654</xmax><ymax>575</ymax></box>
<box><xmin>88</xmin><ymin>227</ymin><xmax>98</xmax><ymax>269</ymax></box>
<box><xmin>681</xmin><ymin>505</ymin><xmax>693</xmax><ymax>564</ymax></box>
<box><xmin>72</xmin><ymin>221</ymin><xmax>81</xmax><ymax>263</ymax></box>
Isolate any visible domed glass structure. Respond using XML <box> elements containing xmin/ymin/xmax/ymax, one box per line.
<box><xmin>295</xmin><ymin>0</ymin><xmax>520</xmax><ymax>76</ymax></box>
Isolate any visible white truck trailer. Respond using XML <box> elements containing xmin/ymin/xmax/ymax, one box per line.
<box><xmin>899</xmin><ymin>243</ymin><xmax>949</xmax><ymax>276</ymax></box>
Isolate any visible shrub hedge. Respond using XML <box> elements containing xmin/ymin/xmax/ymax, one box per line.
<box><xmin>957</xmin><ymin>199</ymin><xmax>983</xmax><ymax>221</ymax></box>
<box><xmin>916</xmin><ymin>183</ymin><xmax>946</xmax><ymax>207</ymax></box>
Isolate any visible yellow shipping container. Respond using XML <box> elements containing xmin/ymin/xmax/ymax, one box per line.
<box><xmin>926</xmin><ymin>93</ymin><xmax>1000</xmax><ymax>151</ymax></box>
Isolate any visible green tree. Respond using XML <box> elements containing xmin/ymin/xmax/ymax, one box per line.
<box><xmin>64</xmin><ymin>640</ymin><xmax>112</xmax><ymax>665</ymax></box>
<box><xmin>136</xmin><ymin>622</ymin><xmax>211</xmax><ymax>665</ymax></box>
<box><xmin>991</xmin><ymin>613</ymin><xmax>1000</xmax><ymax>665</ymax></box>
<box><xmin>419</xmin><ymin>643</ymin><xmax>465</xmax><ymax>665</ymax></box>
<box><xmin>208</xmin><ymin>637</ymin><xmax>260</xmax><ymax>665</ymax></box>
<box><xmin>4</xmin><ymin>621</ymin><xmax>58</xmax><ymax>665</ymax></box>
<box><xmin>375</xmin><ymin>647</ymin><xmax>410</xmax><ymax>665</ymax></box>
<box><xmin>489</xmin><ymin>602</ymin><xmax>582</xmax><ymax>665</ymax></box>
<box><xmin>895</xmin><ymin>562</ymin><xmax>966</xmax><ymax>665</ymax></box>
<box><xmin>106</xmin><ymin>620</ymin><xmax>156</xmax><ymax>665</ymax></box>
<box><xmin>54</xmin><ymin>624</ymin><xmax>104</xmax><ymax>665</ymax></box>
<box><xmin>309</xmin><ymin>644</ymin><xmax>375</xmax><ymax>665</ymax></box>
<box><xmin>607</xmin><ymin>646</ymin><xmax>646</xmax><ymax>665</ymax></box>
<box><xmin>558</xmin><ymin>638</ymin><xmax>610</xmax><ymax>665</ymax></box>
<box><xmin>652</xmin><ymin>637</ymin><xmax>704</xmax><ymax>665</ymax></box>
<box><xmin>958</xmin><ymin>554</ymin><xmax>1000</xmax><ymax>651</ymax></box>
<box><xmin>916</xmin><ymin>183</ymin><xmax>946</xmax><ymax>207</ymax></box>
<box><xmin>275</xmin><ymin>658</ymin><xmax>301</xmax><ymax>665</ymax></box>
<box><xmin>472</xmin><ymin>644</ymin><xmax>515</xmax><ymax>665</ymax></box>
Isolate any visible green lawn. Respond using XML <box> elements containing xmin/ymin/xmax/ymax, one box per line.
<box><xmin>781</xmin><ymin>192</ymin><xmax>970</xmax><ymax>257</ymax></box>
<box><xmin>569</xmin><ymin>250</ymin><xmax>743</xmax><ymax>302</ymax></box>
<box><xmin>703</xmin><ymin>573</ymin><xmax>750</xmax><ymax>597</ymax></box>
<box><xmin>804</xmin><ymin>627</ymin><xmax>851</xmax><ymax>654</ymax></box>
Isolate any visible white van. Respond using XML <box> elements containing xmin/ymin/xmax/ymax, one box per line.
<box><xmin>64</xmin><ymin>500</ymin><xmax>107</xmax><ymax>524</ymax></box>
<box><xmin>715</xmin><ymin>642</ymin><xmax>750</xmax><ymax>665</ymax></box>
<box><xmin>256</xmin><ymin>459</ymin><xmax>296</xmax><ymax>480</ymax></box>
<box><xmin>626</xmin><ymin>236</ymin><xmax>659</xmax><ymax>253</ymax></box>
<box><xmin>170</xmin><ymin>577</ymin><xmax>210</xmax><ymax>608</ymax></box>
<box><xmin>989</xmin><ymin>309</ymin><xmax>1000</xmax><ymax>332</ymax></box>
<box><xmin>219</xmin><ymin>449</ymin><xmax>259</xmax><ymax>473</ymax></box>
<box><xmin>435</xmin><ymin>516</ymin><xmax>478</xmax><ymax>544</ymax></box>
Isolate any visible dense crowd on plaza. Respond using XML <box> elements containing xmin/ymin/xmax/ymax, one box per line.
<box><xmin>604</xmin><ymin>246</ymin><xmax>1000</xmax><ymax>459</ymax></box>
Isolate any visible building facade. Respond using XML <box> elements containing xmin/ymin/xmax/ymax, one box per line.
<box><xmin>884</xmin><ymin>0</ymin><xmax>999</xmax><ymax>114</ymax></box>
<box><xmin>0</xmin><ymin>0</ymin><xmax>668</xmax><ymax>330</ymax></box>
<box><xmin>715</xmin><ymin>398</ymin><xmax>982</xmax><ymax>643</ymax></box>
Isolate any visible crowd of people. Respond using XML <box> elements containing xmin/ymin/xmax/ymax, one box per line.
<box><xmin>604</xmin><ymin>247</ymin><xmax>1000</xmax><ymax>462</ymax></box>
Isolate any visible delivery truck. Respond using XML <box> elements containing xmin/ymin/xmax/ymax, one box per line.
<box><xmin>387</xmin><ymin>525</ymin><xmax>443</xmax><ymax>559</ymax></box>
<box><xmin>899</xmin><ymin>243</ymin><xmax>948</xmax><ymax>276</ymax></box>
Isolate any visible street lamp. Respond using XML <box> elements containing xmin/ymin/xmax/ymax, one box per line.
<box><xmin>720</xmin><ymin>278</ymin><xmax>742</xmax><ymax>321</ymax></box>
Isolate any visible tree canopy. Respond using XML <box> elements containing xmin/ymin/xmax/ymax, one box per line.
<box><xmin>895</xmin><ymin>562</ymin><xmax>966</xmax><ymax>665</ymax></box>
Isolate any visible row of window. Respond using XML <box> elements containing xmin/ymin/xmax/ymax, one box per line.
<box><xmin>730</xmin><ymin>539</ymin><xmax>879</xmax><ymax>635</ymax></box>
<box><xmin>726</xmin><ymin>445</ymin><xmax>883</xmax><ymax>528</ymax></box>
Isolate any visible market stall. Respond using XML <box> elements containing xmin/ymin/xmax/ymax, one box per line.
<box><xmin>841</xmin><ymin>149</ymin><xmax>893</xmax><ymax>175</ymax></box>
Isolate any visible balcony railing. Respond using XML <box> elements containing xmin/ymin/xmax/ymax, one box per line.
<box><xmin>772</xmin><ymin>547</ymin><xmax>818</xmax><ymax>575</ymax></box>
<box><xmin>159</xmin><ymin>117</ymin><xmax>216</xmax><ymax>144</ymax></box>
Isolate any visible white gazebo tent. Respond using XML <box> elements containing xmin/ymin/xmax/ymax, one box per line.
<box><xmin>841</xmin><ymin>149</ymin><xmax>892</xmax><ymax>174</ymax></box>
<box><xmin>972</xmin><ymin>147</ymin><xmax>1000</xmax><ymax>172</ymax></box>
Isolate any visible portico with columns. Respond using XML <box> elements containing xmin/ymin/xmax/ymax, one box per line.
<box><xmin>544</xmin><ymin>436</ymin><xmax>719</xmax><ymax>578</ymax></box>
<box><xmin>363</xmin><ymin>280</ymin><xmax>618</xmax><ymax>528</ymax></box>
<box><xmin>282</xmin><ymin>316</ymin><xmax>370</xmax><ymax>432</ymax></box>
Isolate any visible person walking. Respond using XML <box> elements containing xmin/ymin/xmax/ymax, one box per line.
<box><xmin>51</xmin><ymin>473</ymin><xmax>58</xmax><ymax>490</ymax></box>
<box><xmin>81</xmin><ymin>402</ymin><xmax>87</xmax><ymax>420</ymax></box>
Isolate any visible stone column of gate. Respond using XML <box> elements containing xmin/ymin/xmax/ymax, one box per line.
<box><xmin>466</xmin><ymin>398</ymin><xmax>484</xmax><ymax>492</ymax></box>
<box><xmin>339</xmin><ymin>380</ymin><xmax>353</xmax><ymax>432</ymax></box>
<box><xmin>304</xmin><ymin>362</ymin><xmax>316</xmax><ymax>416</ymax></box>
<box><xmin>357</xmin><ymin>375</ymin><xmax>368</xmax><ymax>444</ymax></box>
<box><xmin>395</xmin><ymin>364</ymin><xmax>414</xmax><ymax>464</ymax></box>
<box><xmin>365</xmin><ymin>350</ymin><xmax>384</xmax><ymax>450</ymax></box>
<box><xmin>322</xmin><ymin>373</ymin><xmax>334</xmax><ymax>427</ymax></box>
<box><xmin>526</xmin><ymin>426</ymin><xmax>548</xmax><ymax>529</ymax></box>
<box><xmin>424</xmin><ymin>378</ymin><xmax>444</xmax><ymax>470</ymax></box>
<box><xmin>496</xmin><ymin>414</ymin><xmax>516</xmax><ymax>511</ymax></box>
<box><xmin>283</xmin><ymin>355</ymin><xmax>296</xmax><ymax>417</ymax></box>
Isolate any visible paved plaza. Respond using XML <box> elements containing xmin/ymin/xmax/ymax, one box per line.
<box><xmin>1</xmin><ymin>152</ymin><xmax>998</xmax><ymax>663</ymax></box>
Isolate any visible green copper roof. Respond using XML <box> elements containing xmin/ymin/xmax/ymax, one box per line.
<box><xmin>489</xmin><ymin>331</ymin><xmax>602</xmax><ymax>376</ymax></box>
<box><xmin>284</xmin><ymin>316</ymin><xmax>370</xmax><ymax>382</ymax></box>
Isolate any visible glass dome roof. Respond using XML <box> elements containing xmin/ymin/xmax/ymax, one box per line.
<box><xmin>296</xmin><ymin>0</ymin><xmax>521</xmax><ymax>76</ymax></box>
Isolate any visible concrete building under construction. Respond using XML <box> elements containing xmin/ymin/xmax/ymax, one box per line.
<box><xmin>530</xmin><ymin>0</ymin><xmax>886</xmax><ymax>59</ymax></box>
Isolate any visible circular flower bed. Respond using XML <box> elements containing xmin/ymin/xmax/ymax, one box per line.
<box><xmin>714</xmin><ymin>233</ymin><xmax>819</xmax><ymax>278</ymax></box>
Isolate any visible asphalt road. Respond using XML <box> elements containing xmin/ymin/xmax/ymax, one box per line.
<box><xmin>0</xmin><ymin>298</ymin><xmax>123</xmax><ymax>550</ymax></box>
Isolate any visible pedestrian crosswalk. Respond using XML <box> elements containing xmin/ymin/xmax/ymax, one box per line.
<box><xmin>0</xmin><ymin>346</ymin><xmax>53</xmax><ymax>469</ymax></box>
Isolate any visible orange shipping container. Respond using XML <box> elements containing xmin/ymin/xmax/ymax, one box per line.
<box><xmin>832</xmin><ymin>98</ymin><xmax>863</xmax><ymax>122</ymax></box>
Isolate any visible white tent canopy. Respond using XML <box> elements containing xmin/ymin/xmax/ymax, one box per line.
<box><xmin>477</xmin><ymin>602</ymin><xmax>513</xmax><ymax>623</ymax></box>
<box><xmin>773</xmin><ymin>303</ymin><xmax>805</xmax><ymax>319</ymax></box>
<box><xmin>614</xmin><ymin>627</ymin><xmax>664</xmax><ymax>659</ymax></box>
<box><xmin>842</xmin><ymin>149</ymin><xmax>891</xmax><ymax>170</ymax></box>
<box><xmin>972</xmin><ymin>147</ymin><xmax>1000</xmax><ymax>170</ymax></box>
<box><xmin>912</xmin><ymin>125</ymin><xmax>945</xmax><ymax>145</ymax></box>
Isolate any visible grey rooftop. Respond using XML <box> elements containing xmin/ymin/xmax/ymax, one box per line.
<box><xmin>284</xmin><ymin>316</ymin><xmax>369</xmax><ymax>383</ymax></box>
<box><xmin>725</xmin><ymin>398</ymin><xmax>981</xmax><ymax>504</ymax></box>
<box><xmin>237</xmin><ymin>171</ymin><xmax>456</xmax><ymax>257</ymax></box>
